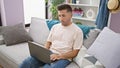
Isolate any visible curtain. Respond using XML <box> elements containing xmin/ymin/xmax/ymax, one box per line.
<box><xmin>95</xmin><ymin>0</ymin><xmax>109</xmax><ymax>30</ymax></box>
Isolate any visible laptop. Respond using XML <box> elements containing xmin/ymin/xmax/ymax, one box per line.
<box><xmin>28</xmin><ymin>41</ymin><xmax>52</xmax><ymax>64</ymax></box>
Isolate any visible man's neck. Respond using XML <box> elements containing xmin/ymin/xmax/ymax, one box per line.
<box><xmin>62</xmin><ymin>21</ymin><xmax>72</xmax><ymax>26</ymax></box>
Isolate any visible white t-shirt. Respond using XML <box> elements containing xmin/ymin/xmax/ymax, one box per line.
<box><xmin>47</xmin><ymin>23</ymin><xmax>83</xmax><ymax>54</ymax></box>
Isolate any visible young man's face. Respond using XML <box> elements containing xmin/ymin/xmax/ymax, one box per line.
<box><xmin>58</xmin><ymin>9</ymin><xmax>72</xmax><ymax>26</ymax></box>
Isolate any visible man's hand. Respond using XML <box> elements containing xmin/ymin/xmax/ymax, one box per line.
<box><xmin>50</xmin><ymin>54</ymin><xmax>61</xmax><ymax>61</ymax></box>
<box><xmin>50</xmin><ymin>49</ymin><xmax>80</xmax><ymax>61</ymax></box>
<box><xmin>44</xmin><ymin>41</ymin><xmax>52</xmax><ymax>49</ymax></box>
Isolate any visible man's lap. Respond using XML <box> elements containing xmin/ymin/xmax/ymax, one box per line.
<box><xmin>19</xmin><ymin>56</ymin><xmax>71</xmax><ymax>68</ymax></box>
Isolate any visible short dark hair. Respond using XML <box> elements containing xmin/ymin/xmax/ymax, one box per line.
<box><xmin>57</xmin><ymin>4</ymin><xmax>72</xmax><ymax>12</ymax></box>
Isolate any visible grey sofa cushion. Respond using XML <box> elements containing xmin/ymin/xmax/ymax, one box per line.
<box><xmin>83</xmin><ymin>29</ymin><xmax>100</xmax><ymax>49</ymax></box>
<box><xmin>0</xmin><ymin>43</ymin><xmax>30</xmax><ymax>68</ymax></box>
<box><xmin>0</xmin><ymin>27</ymin><xmax>2</xmax><ymax>35</ymax></box>
<box><xmin>1</xmin><ymin>23</ymin><xmax>33</xmax><ymax>46</ymax></box>
<box><xmin>87</xmin><ymin>27</ymin><xmax>120</xmax><ymax>68</ymax></box>
<box><xmin>0</xmin><ymin>35</ymin><xmax>5</xmax><ymax>45</ymax></box>
<box><xmin>0</xmin><ymin>27</ymin><xmax>5</xmax><ymax>45</ymax></box>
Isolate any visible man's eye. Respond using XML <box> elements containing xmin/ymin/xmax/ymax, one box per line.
<box><xmin>58</xmin><ymin>15</ymin><xmax>61</xmax><ymax>17</ymax></box>
<box><xmin>62</xmin><ymin>15</ymin><xmax>65</xmax><ymax>17</ymax></box>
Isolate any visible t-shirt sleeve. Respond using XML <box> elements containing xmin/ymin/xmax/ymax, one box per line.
<box><xmin>73</xmin><ymin>29</ymin><xmax>83</xmax><ymax>50</ymax></box>
<box><xmin>47</xmin><ymin>25</ymin><xmax>55</xmax><ymax>42</ymax></box>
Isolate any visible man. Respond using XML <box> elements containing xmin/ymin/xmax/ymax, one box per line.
<box><xmin>20</xmin><ymin>4</ymin><xmax>83</xmax><ymax>68</ymax></box>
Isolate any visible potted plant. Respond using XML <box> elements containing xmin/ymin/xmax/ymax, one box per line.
<box><xmin>45</xmin><ymin>0</ymin><xmax>48</xmax><ymax>3</ymax></box>
<box><xmin>50</xmin><ymin>0</ymin><xmax>65</xmax><ymax>20</ymax></box>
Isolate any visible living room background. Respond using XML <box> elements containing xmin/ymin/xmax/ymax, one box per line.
<box><xmin>0</xmin><ymin>0</ymin><xmax>120</xmax><ymax>32</ymax></box>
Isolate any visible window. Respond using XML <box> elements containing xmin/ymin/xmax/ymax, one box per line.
<box><xmin>23</xmin><ymin>0</ymin><xmax>45</xmax><ymax>24</ymax></box>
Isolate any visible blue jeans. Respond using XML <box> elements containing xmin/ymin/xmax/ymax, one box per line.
<box><xmin>19</xmin><ymin>56</ymin><xmax>71</xmax><ymax>68</ymax></box>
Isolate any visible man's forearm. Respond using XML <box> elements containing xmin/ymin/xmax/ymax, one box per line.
<box><xmin>59</xmin><ymin>50</ymin><xmax>80</xmax><ymax>59</ymax></box>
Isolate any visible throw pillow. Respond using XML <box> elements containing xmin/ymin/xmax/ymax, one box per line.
<box><xmin>1</xmin><ymin>23</ymin><xmax>33</xmax><ymax>46</ymax></box>
<box><xmin>76</xmin><ymin>24</ymin><xmax>95</xmax><ymax>39</ymax></box>
<box><xmin>29</xmin><ymin>17</ymin><xmax>49</xmax><ymax>45</ymax></box>
<box><xmin>46</xmin><ymin>20</ymin><xmax>60</xmax><ymax>30</ymax></box>
<box><xmin>73</xmin><ymin>46</ymin><xmax>104</xmax><ymax>68</ymax></box>
<box><xmin>83</xmin><ymin>29</ymin><xmax>101</xmax><ymax>49</ymax></box>
<box><xmin>87</xmin><ymin>27</ymin><xmax>120</xmax><ymax>68</ymax></box>
<box><xmin>46</xmin><ymin>20</ymin><xmax>94</xmax><ymax>39</ymax></box>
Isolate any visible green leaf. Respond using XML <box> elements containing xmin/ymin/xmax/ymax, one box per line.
<box><xmin>50</xmin><ymin>0</ymin><xmax>65</xmax><ymax>19</ymax></box>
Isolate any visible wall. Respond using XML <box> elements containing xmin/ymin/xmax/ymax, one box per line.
<box><xmin>109</xmin><ymin>12</ymin><xmax>120</xmax><ymax>33</ymax></box>
<box><xmin>23</xmin><ymin>0</ymin><xmax>45</xmax><ymax>24</ymax></box>
<box><xmin>1</xmin><ymin>0</ymin><xmax>24</xmax><ymax>26</ymax></box>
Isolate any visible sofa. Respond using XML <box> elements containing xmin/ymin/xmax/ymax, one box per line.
<box><xmin>0</xmin><ymin>17</ymin><xmax>120</xmax><ymax>68</ymax></box>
